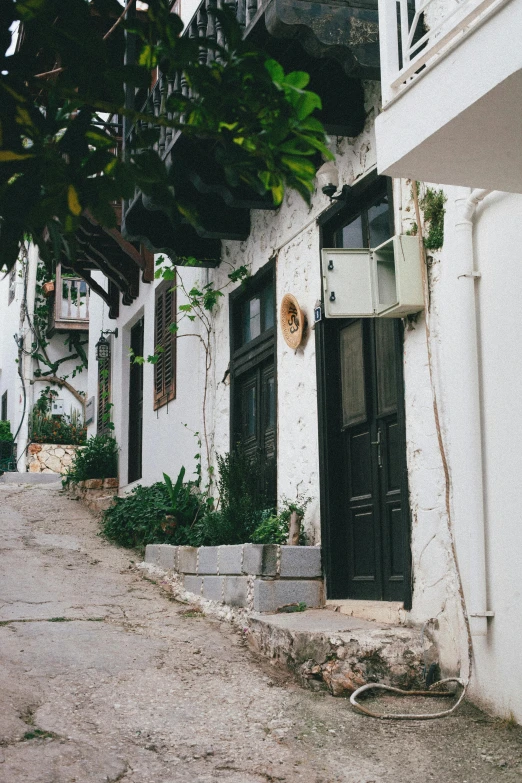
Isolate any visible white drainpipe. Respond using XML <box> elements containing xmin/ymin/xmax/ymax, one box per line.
<box><xmin>453</xmin><ymin>188</ymin><xmax>493</xmax><ymax>637</ymax></box>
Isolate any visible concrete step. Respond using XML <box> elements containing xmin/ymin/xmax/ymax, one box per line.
<box><xmin>326</xmin><ymin>599</ymin><xmax>407</xmax><ymax>625</ymax></box>
<box><xmin>247</xmin><ymin>608</ymin><xmax>434</xmax><ymax>697</ymax></box>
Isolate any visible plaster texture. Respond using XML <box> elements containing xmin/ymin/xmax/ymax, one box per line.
<box><xmin>1</xmin><ymin>477</ymin><xmax>521</xmax><ymax>782</ymax></box>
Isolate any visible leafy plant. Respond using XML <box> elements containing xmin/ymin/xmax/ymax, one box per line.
<box><xmin>0</xmin><ymin>420</ymin><xmax>13</xmax><ymax>441</ymax></box>
<box><xmin>63</xmin><ymin>434</ymin><xmax>118</xmax><ymax>485</ymax></box>
<box><xmin>29</xmin><ymin>407</ymin><xmax>86</xmax><ymax>445</ymax></box>
<box><xmin>408</xmin><ymin>184</ymin><xmax>447</xmax><ymax>250</ymax></box>
<box><xmin>251</xmin><ymin>497</ymin><xmax>310</xmax><ymax>545</ymax></box>
<box><xmin>0</xmin><ymin>1</ymin><xmax>332</xmax><ymax>274</ymax></box>
<box><xmin>215</xmin><ymin>448</ymin><xmax>268</xmax><ymax>545</ymax></box>
<box><xmin>102</xmin><ymin>471</ymin><xmax>207</xmax><ymax>549</ymax></box>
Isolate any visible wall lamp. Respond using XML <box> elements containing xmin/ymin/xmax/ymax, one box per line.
<box><xmin>95</xmin><ymin>328</ymin><xmax>118</xmax><ymax>362</ymax></box>
<box><xmin>316</xmin><ymin>161</ymin><xmax>352</xmax><ymax>201</ymax></box>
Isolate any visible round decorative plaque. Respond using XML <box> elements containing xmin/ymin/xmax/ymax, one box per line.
<box><xmin>280</xmin><ymin>293</ymin><xmax>307</xmax><ymax>349</ymax></box>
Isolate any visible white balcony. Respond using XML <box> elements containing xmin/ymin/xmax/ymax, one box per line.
<box><xmin>375</xmin><ymin>0</ymin><xmax>522</xmax><ymax>191</ymax></box>
<box><xmin>47</xmin><ymin>265</ymin><xmax>90</xmax><ymax>335</ymax></box>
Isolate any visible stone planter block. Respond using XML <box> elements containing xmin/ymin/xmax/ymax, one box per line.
<box><xmin>145</xmin><ymin>545</ymin><xmax>162</xmax><ymax>566</ymax></box>
<box><xmin>218</xmin><ymin>545</ymin><xmax>243</xmax><ymax>574</ymax></box>
<box><xmin>253</xmin><ymin>579</ymin><xmax>324</xmax><ymax>613</ymax></box>
<box><xmin>104</xmin><ymin>478</ymin><xmax>119</xmax><ymax>489</ymax></box>
<box><xmin>202</xmin><ymin>576</ymin><xmax>224</xmax><ymax>602</ymax></box>
<box><xmin>279</xmin><ymin>546</ymin><xmax>322</xmax><ymax>578</ymax></box>
<box><xmin>223</xmin><ymin>576</ymin><xmax>249</xmax><ymax>607</ymax></box>
<box><xmin>242</xmin><ymin>544</ymin><xmax>278</xmax><ymax>576</ymax></box>
<box><xmin>157</xmin><ymin>544</ymin><xmax>178</xmax><ymax>571</ymax></box>
<box><xmin>184</xmin><ymin>575</ymin><xmax>203</xmax><ymax>596</ymax></box>
<box><xmin>178</xmin><ymin>546</ymin><xmax>198</xmax><ymax>574</ymax></box>
<box><xmin>197</xmin><ymin>546</ymin><xmax>219</xmax><ymax>575</ymax></box>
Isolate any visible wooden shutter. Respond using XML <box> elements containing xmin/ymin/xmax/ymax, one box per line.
<box><xmin>154</xmin><ymin>279</ymin><xmax>176</xmax><ymax>410</ymax></box>
<box><xmin>97</xmin><ymin>357</ymin><xmax>111</xmax><ymax>434</ymax></box>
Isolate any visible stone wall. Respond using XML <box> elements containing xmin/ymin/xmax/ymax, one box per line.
<box><xmin>27</xmin><ymin>443</ymin><xmax>80</xmax><ymax>474</ymax></box>
<box><xmin>68</xmin><ymin>478</ymin><xmax>119</xmax><ymax>513</ymax></box>
<box><xmin>145</xmin><ymin>543</ymin><xmax>324</xmax><ymax>613</ymax></box>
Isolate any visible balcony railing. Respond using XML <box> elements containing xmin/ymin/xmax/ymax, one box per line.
<box><xmin>379</xmin><ymin>0</ymin><xmax>510</xmax><ymax>104</ymax></box>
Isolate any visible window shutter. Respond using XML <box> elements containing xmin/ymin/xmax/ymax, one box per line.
<box><xmin>154</xmin><ymin>279</ymin><xmax>176</xmax><ymax>409</ymax></box>
<box><xmin>97</xmin><ymin>357</ymin><xmax>111</xmax><ymax>434</ymax></box>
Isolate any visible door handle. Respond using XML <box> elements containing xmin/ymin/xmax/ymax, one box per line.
<box><xmin>371</xmin><ymin>430</ymin><xmax>382</xmax><ymax>468</ymax></box>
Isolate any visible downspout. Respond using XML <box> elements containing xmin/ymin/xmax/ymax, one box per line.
<box><xmin>453</xmin><ymin>188</ymin><xmax>493</xmax><ymax>637</ymax></box>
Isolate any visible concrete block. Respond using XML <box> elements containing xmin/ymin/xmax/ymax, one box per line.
<box><xmin>197</xmin><ymin>546</ymin><xmax>218</xmax><ymax>575</ymax></box>
<box><xmin>279</xmin><ymin>546</ymin><xmax>322</xmax><ymax>578</ymax></box>
<box><xmin>157</xmin><ymin>544</ymin><xmax>178</xmax><ymax>571</ymax></box>
<box><xmin>184</xmin><ymin>575</ymin><xmax>203</xmax><ymax>596</ymax></box>
<box><xmin>202</xmin><ymin>575</ymin><xmax>224</xmax><ymax>602</ymax></box>
<box><xmin>242</xmin><ymin>544</ymin><xmax>278</xmax><ymax>576</ymax></box>
<box><xmin>144</xmin><ymin>544</ymin><xmax>162</xmax><ymax>566</ymax></box>
<box><xmin>253</xmin><ymin>579</ymin><xmax>324</xmax><ymax>613</ymax></box>
<box><xmin>223</xmin><ymin>576</ymin><xmax>249</xmax><ymax>607</ymax></box>
<box><xmin>178</xmin><ymin>546</ymin><xmax>198</xmax><ymax>574</ymax></box>
<box><xmin>218</xmin><ymin>545</ymin><xmax>244</xmax><ymax>574</ymax></box>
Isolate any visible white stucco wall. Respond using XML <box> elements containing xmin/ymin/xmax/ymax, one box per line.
<box><xmin>83</xmin><ymin>79</ymin><xmax>522</xmax><ymax>721</ymax></box>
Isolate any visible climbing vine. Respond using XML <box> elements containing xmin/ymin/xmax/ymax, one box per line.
<box><xmin>21</xmin><ymin>250</ymin><xmax>88</xmax><ymax>410</ymax></box>
<box><xmin>131</xmin><ymin>257</ymin><xmax>249</xmax><ymax>476</ymax></box>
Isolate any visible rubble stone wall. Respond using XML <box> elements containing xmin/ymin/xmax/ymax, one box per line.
<box><xmin>68</xmin><ymin>478</ymin><xmax>119</xmax><ymax>514</ymax></box>
<box><xmin>27</xmin><ymin>443</ymin><xmax>80</xmax><ymax>474</ymax></box>
<box><xmin>145</xmin><ymin>543</ymin><xmax>324</xmax><ymax>614</ymax></box>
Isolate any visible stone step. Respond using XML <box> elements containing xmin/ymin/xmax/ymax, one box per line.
<box><xmin>247</xmin><ymin>608</ymin><xmax>433</xmax><ymax>697</ymax></box>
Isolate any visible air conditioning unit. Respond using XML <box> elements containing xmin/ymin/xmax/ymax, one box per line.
<box><xmin>321</xmin><ymin>235</ymin><xmax>424</xmax><ymax>318</ymax></box>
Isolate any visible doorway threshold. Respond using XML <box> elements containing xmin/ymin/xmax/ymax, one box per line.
<box><xmin>326</xmin><ymin>599</ymin><xmax>407</xmax><ymax>625</ymax></box>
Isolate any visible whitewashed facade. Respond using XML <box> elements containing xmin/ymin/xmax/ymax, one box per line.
<box><xmin>82</xmin><ymin>0</ymin><xmax>522</xmax><ymax>724</ymax></box>
<box><xmin>0</xmin><ymin>245</ymin><xmax>89</xmax><ymax>469</ymax></box>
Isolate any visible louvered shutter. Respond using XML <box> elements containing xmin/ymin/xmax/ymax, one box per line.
<box><xmin>154</xmin><ymin>279</ymin><xmax>176</xmax><ymax>409</ymax></box>
<box><xmin>97</xmin><ymin>357</ymin><xmax>111</xmax><ymax>434</ymax></box>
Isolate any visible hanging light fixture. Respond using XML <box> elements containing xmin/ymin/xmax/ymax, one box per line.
<box><xmin>316</xmin><ymin>161</ymin><xmax>352</xmax><ymax>201</ymax></box>
<box><xmin>95</xmin><ymin>328</ymin><xmax>118</xmax><ymax>361</ymax></box>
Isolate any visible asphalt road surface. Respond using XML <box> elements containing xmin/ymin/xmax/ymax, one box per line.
<box><xmin>0</xmin><ymin>480</ymin><xmax>521</xmax><ymax>783</ymax></box>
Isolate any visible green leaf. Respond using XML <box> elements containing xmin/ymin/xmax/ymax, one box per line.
<box><xmin>282</xmin><ymin>71</ymin><xmax>310</xmax><ymax>90</ymax></box>
<box><xmin>264</xmin><ymin>59</ymin><xmax>285</xmax><ymax>85</ymax></box>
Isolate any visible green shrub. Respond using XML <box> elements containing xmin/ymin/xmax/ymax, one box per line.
<box><xmin>0</xmin><ymin>421</ymin><xmax>13</xmax><ymax>441</ymax></box>
<box><xmin>250</xmin><ymin>498</ymin><xmax>310</xmax><ymax>545</ymax></box>
<box><xmin>215</xmin><ymin>448</ymin><xmax>268</xmax><ymax>544</ymax></box>
<box><xmin>29</xmin><ymin>408</ymin><xmax>86</xmax><ymax>446</ymax></box>
<box><xmin>101</xmin><ymin>471</ymin><xmax>206</xmax><ymax>549</ymax></box>
<box><xmin>63</xmin><ymin>434</ymin><xmax>118</xmax><ymax>485</ymax></box>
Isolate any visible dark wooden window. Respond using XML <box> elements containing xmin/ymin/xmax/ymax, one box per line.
<box><xmin>154</xmin><ymin>279</ymin><xmax>176</xmax><ymax>410</ymax></box>
<box><xmin>1</xmin><ymin>391</ymin><xmax>7</xmax><ymax>421</ymax></box>
<box><xmin>97</xmin><ymin>357</ymin><xmax>111</xmax><ymax>434</ymax></box>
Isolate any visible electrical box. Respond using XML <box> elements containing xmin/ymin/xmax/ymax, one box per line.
<box><xmin>322</xmin><ymin>235</ymin><xmax>424</xmax><ymax>318</ymax></box>
<box><xmin>51</xmin><ymin>398</ymin><xmax>64</xmax><ymax>416</ymax></box>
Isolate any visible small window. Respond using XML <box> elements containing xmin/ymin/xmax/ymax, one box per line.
<box><xmin>1</xmin><ymin>391</ymin><xmax>7</xmax><ymax>421</ymax></box>
<box><xmin>237</xmin><ymin>280</ymin><xmax>275</xmax><ymax>349</ymax></box>
<box><xmin>334</xmin><ymin>194</ymin><xmax>392</xmax><ymax>251</ymax></box>
<box><xmin>154</xmin><ymin>279</ymin><xmax>176</xmax><ymax>410</ymax></box>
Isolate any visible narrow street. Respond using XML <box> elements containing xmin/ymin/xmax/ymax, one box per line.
<box><xmin>0</xmin><ymin>480</ymin><xmax>520</xmax><ymax>783</ymax></box>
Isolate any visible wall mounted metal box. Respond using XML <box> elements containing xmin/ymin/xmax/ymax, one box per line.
<box><xmin>322</xmin><ymin>235</ymin><xmax>424</xmax><ymax>318</ymax></box>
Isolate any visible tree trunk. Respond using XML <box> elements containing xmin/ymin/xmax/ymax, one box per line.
<box><xmin>287</xmin><ymin>511</ymin><xmax>302</xmax><ymax>546</ymax></box>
